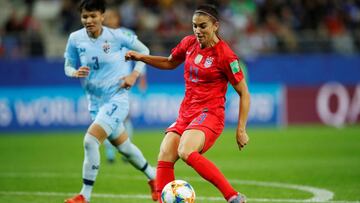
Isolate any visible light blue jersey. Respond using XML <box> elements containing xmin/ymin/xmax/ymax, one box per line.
<box><xmin>65</xmin><ymin>26</ymin><xmax>137</xmax><ymax>98</ymax></box>
<box><xmin>64</xmin><ymin>26</ymin><xmax>148</xmax><ymax>137</ymax></box>
<box><xmin>119</xmin><ymin>27</ymin><xmax>136</xmax><ymax>75</ymax></box>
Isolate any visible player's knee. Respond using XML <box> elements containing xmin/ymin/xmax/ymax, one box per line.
<box><xmin>83</xmin><ymin>133</ymin><xmax>100</xmax><ymax>150</ymax></box>
<box><xmin>158</xmin><ymin>146</ymin><xmax>169</xmax><ymax>159</ymax></box>
<box><xmin>177</xmin><ymin>145</ymin><xmax>192</xmax><ymax>161</ymax></box>
<box><xmin>158</xmin><ymin>145</ymin><xmax>178</xmax><ymax>161</ymax></box>
<box><xmin>108</xmin><ymin>123</ymin><xmax>125</xmax><ymax>141</ymax></box>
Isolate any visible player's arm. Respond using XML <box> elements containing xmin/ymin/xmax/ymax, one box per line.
<box><xmin>130</xmin><ymin>38</ymin><xmax>149</xmax><ymax>76</ymax></box>
<box><xmin>64</xmin><ymin>35</ymin><xmax>89</xmax><ymax>78</ymax></box>
<box><xmin>125</xmin><ymin>51</ymin><xmax>182</xmax><ymax>70</ymax></box>
<box><xmin>64</xmin><ymin>58</ymin><xmax>89</xmax><ymax>78</ymax></box>
<box><xmin>121</xmin><ymin>38</ymin><xmax>149</xmax><ymax>89</ymax></box>
<box><xmin>232</xmin><ymin>79</ymin><xmax>250</xmax><ymax>151</ymax></box>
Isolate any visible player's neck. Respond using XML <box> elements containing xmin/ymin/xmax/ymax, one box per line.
<box><xmin>200</xmin><ymin>36</ymin><xmax>219</xmax><ymax>49</ymax></box>
<box><xmin>87</xmin><ymin>27</ymin><xmax>103</xmax><ymax>39</ymax></box>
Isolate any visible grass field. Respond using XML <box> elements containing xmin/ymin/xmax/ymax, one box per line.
<box><xmin>0</xmin><ymin>125</ymin><xmax>359</xmax><ymax>203</ymax></box>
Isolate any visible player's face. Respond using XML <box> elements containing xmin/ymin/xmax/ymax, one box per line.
<box><xmin>81</xmin><ymin>9</ymin><xmax>104</xmax><ymax>37</ymax></box>
<box><xmin>192</xmin><ymin>14</ymin><xmax>219</xmax><ymax>47</ymax></box>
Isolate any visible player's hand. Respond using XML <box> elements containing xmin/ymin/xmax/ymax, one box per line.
<box><xmin>236</xmin><ymin>128</ymin><xmax>249</xmax><ymax>151</ymax></box>
<box><xmin>120</xmin><ymin>71</ymin><xmax>140</xmax><ymax>90</ymax></box>
<box><xmin>73</xmin><ymin>66</ymin><xmax>90</xmax><ymax>78</ymax></box>
<box><xmin>125</xmin><ymin>51</ymin><xmax>141</xmax><ymax>61</ymax></box>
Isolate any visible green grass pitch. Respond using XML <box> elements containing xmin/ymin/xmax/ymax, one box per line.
<box><xmin>0</xmin><ymin>125</ymin><xmax>359</xmax><ymax>203</ymax></box>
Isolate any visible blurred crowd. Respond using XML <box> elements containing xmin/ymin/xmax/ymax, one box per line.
<box><xmin>1</xmin><ymin>0</ymin><xmax>360</xmax><ymax>59</ymax></box>
<box><xmin>0</xmin><ymin>0</ymin><xmax>45</xmax><ymax>58</ymax></box>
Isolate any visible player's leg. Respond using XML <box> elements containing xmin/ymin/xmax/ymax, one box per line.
<box><xmin>120</xmin><ymin>116</ymin><xmax>134</xmax><ymax>163</ymax></box>
<box><xmin>103</xmin><ymin>139</ymin><xmax>116</xmax><ymax>163</ymax></box>
<box><xmin>65</xmin><ymin>123</ymin><xmax>108</xmax><ymax>203</ymax></box>
<box><xmin>110</xmin><ymin>127</ymin><xmax>155</xmax><ymax>179</ymax></box>
<box><xmin>124</xmin><ymin>116</ymin><xmax>134</xmax><ymax>140</ymax></box>
<box><xmin>156</xmin><ymin>131</ymin><xmax>181</xmax><ymax>202</ymax></box>
<box><xmin>66</xmin><ymin>98</ymin><xmax>129</xmax><ymax>203</ymax></box>
<box><xmin>109</xmin><ymin>124</ymin><xmax>157</xmax><ymax>201</ymax></box>
<box><xmin>103</xmin><ymin>116</ymin><xmax>133</xmax><ymax>165</ymax></box>
<box><xmin>178</xmin><ymin>127</ymin><xmax>242</xmax><ymax>201</ymax></box>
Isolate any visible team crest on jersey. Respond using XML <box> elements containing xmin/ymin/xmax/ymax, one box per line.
<box><xmin>204</xmin><ymin>56</ymin><xmax>214</xmax><ymax>68</ymax></box>
<box><xmin>194</xmin><ymin>54</ymin><xmax>203</xmax><ymax>64</ymax></box>
<box><xmin>103</xmin><ymin>40</ymin><xmax>110</xmax><ymax>53</ymax></box>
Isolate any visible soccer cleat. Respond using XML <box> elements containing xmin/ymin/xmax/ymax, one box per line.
<box><xmin>64</xmin><ymin>194</ymin><xmax>88</xmax><ymax>203</ymax></box>
<box><xmin>228</xmin><ymin>193</ymin><xmax>246</xmax><ymax>203</ymax></box>
<box><xmin>148</xmin><ymin>179</ymin><xmax>158</xmax><ymax>201</ymax></box>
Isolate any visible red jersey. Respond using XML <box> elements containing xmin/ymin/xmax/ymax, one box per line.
<box><xmin>171</xmin><ymin>35</ymin><xmax>244</xmax><ymax>126</ymax></box>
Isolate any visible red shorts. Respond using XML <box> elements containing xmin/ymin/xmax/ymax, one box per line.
<box><xmin>166</xmin><ymin>112</ymin><xmax>224</xmax><ymax>153</ymax></box>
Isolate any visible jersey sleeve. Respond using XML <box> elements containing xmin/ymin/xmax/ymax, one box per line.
<box><xmin>64</xmin><ymin>34</ymin><xmax>79</xmax><ymax>66</ymax></box>
<box><xmin>130</xmin><ymin>38</ymin><xmax>149</xmax><ymax>74</ymax></box>
<box><xmin>170</xmin><ymin>36</ymin><xmax>193</xmax><ymax>61</ymax></box>
<box><xmin>222</xmin><ymin>53</ymin><xmax>245</xmax><ymax>86</ymax></box>
<box><xmin>120</xmin><ymin>27</ymin><xmax>136</xmax><ymax>38</ymax></box>
<box><xmin>115</xmin><ymin>28</ymin><xmax>149</xmax><ymax>75</ymax></box>
<box><xmin>114</xmin><ymin>28</ymin><xmax>136</xmax><ymax>49</ymax></box>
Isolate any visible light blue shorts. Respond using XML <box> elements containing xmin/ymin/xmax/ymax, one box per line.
<box><xmin>89</xmin><ymin>93</ymin><xmax>129</xmax><ymax>140</ymax></box>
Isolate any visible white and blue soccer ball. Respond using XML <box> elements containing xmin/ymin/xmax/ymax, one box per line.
<box><xmin>161</xmin><ymin>180</ymin><xmax>196</xmax><ymax>203</ymax></box>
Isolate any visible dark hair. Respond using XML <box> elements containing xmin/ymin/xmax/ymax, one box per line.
<box><xmin>78</xmin><ymin>0</ymin><xmax>106</xmax><ymax>13</ymax></box>
<box><xmin>194</xmin><ymin>4</ymin><xmax>219</xmax><ymax>22</ymax></box>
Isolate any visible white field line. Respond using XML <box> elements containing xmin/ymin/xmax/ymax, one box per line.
<box><xmin>0</xmin><ymin>172</ymin><xmax>357</xmax><ymax>203</ymax></box>
<box><xmin>228</xmin><ymin>179</ymin><xmax>334</xmax><ymax>202</ymax></box>
<box><xmin>0</xmin><ymin>191</ymin><xmax>359</xmax><ymax>203</ymax></box>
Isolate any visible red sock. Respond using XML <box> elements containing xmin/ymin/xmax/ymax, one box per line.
<box><xmin>186</xmin><ymin>151</ymin><xmax>238</xmax><ymax>201</ymax></box>
<box><xmin>156</xmin><ymin>161</ymin><xmax>175</xmax><ymax>202</ymax></box>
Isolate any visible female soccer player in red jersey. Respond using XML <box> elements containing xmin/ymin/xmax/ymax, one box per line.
<box><xmin>126</xmin><ymin>4</ymin><xmax>250</xmax><ymax>203</ymax></box>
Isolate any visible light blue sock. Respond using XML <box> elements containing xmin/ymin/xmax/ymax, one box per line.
<box><xmin>116</xmin><ymin>139</ymin><xmax>155</xmax><ymax>180</ymax></box>
<box><xmin>80</xmin><ymin>133</ymin><xmax>100</xmax><ymax>202</ymax></box>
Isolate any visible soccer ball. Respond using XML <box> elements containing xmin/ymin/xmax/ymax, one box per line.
<box><xmin>161</xmin><ymin>180</ymin><xmax>196</xmax><ymax>203</ymax></box>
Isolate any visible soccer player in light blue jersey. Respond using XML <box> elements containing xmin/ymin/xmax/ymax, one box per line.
<box><xmin>101</xmin><ymin>7</ymin><xmax>147</xmax><ymax>164</ymax></box>
<box><xmin>63</xmin><ymin>1</ymin><xmax>156</xmax><ymax>202</ymax></box>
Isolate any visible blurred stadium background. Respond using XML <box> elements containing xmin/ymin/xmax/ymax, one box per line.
<box><xmin>0</xmin><ymin>0</ymin><xmax>359</xmax><ymax>203</ymax></box>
